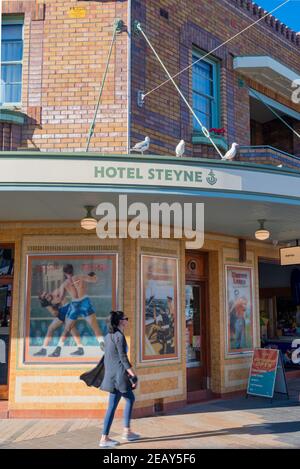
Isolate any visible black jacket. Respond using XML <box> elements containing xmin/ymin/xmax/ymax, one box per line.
<box><xmin>100</xmin><ymin>330</ymin><xmax>132</xmax><ymax>394</ymax></box>
<box><xmin>80</xmin><ymin>355</ymin><xmax>105</xmax><ymax>388</ymax></box>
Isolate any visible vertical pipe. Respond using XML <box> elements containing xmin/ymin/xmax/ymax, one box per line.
<box><xmin>127</xmin><ymin>0</ymin><xmax>132</xmax><ymax>155</ymax></box>
<box><xmin>0</xmin><ymin>0</ymin><xmax>2</xmax><ymax>105</ymax></box>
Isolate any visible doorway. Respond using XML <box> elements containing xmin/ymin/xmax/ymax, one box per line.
<box><xmin>185</xmin><ymin>252</ymin><xmax>209</xmax><ymax>395</ymax></box>
<box><xmin>0</xmin><ymin>245</ymin><xmax>14</xmax><ymax>400</ymax></box>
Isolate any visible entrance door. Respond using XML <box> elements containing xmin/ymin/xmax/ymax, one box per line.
<box><xmin>185</xmin><ymin>251</ymin><xmax>209</xmax><ymax>394</ymax></box>
<box><xmin>185</xmin><ymin>282</ymin><xmax>207</xmax><ymax>391</ymax></box>
<box><xmin>0</xmin><ymin>246</ymin><xmax>14</xmax><ymax>400</ymax></box>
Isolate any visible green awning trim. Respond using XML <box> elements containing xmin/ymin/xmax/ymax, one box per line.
<box><xmin>0</xmin><ymin>109</ymin><xmax>25</xmax><ymax>125</ymax></box>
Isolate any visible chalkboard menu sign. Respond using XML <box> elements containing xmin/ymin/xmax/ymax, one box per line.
<box><xmin>247</xmin><ymin>348</ymin><xmax>289</xmax><ymax>400</ymax></box>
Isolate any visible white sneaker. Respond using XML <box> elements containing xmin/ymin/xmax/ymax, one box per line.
<box><xmin>122</xmin><ymin>431</ymin><xmax>140</xmax><ymax>441</ymax></box>
<box><xmin>99</xmin><ymin>439</ymin><xmax>120</xmax><ymax>448</ymax></box>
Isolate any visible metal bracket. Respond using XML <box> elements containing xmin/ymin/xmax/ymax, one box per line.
<box><xmin>133</xmin><ymin>20</ymin><xmax>142</xmax><ymax>36</ymax></box>
<box><xmin>137</xmin><ymin>90</ymin><xmax>145</xmax><ymax>108</ymax></box>
<box><xmin>115</xmin><ymin>19</ymin><xmax>124</xmax><ymax>34</ymax></box>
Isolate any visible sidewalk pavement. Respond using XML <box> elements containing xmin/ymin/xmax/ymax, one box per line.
<box><xmin>0</xmin><ymin>379</ymin><xmax>299</xmax><ymax>449</ymax></box>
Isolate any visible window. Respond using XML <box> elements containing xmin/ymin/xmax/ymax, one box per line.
<box><xmin>192</xmin><ymin>51</ymin><xmax>220</xmax><ymax>132</ymax></box>
<box><xmin>1</xmin><ymin>18</ymin><xmax>24</xmax><ymax>105</ymax></box>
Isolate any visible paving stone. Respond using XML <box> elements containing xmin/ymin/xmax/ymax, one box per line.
<box><xmin>1</xmin><ymin>381</ymin><xmax>300</xmax><ymax>449</ymax></box>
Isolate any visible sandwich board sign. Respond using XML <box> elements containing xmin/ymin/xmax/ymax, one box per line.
<box><xmin>246</xmin><ymin>348</ymin><xmax>289</xmax><ymax>401</ymax></box>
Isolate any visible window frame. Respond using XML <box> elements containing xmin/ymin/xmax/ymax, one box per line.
<box><xmin>192</xmin><ymin>48</ymin><xmax>221</xmax><ymax>133</ymax></box>
<box><xmin>1</xmin><ymin>15</ymin><xmax>24</xmax><ymax>107</ymax></box>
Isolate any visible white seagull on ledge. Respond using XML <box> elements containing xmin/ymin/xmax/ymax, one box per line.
<box><xmin>221</xmin><ymin>142</ymin><xmax>239</xmax><ymax>161</ymax></box>
<box><xmin>176</xmin><ymin>139</ymin><xmax>185</xmax><ymax>157</ymax></box>
<box><xmin>130</xmin><ymin>136</ymin><xmax>150</xmax><ymax>155</ymax></box>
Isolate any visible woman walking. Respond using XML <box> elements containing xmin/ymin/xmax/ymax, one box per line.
<box><xmin>99</xmin><ymin>310</ymin><xmax>139</xmax><ymax>448</ymax></box>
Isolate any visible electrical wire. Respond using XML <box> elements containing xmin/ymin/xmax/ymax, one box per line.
<box><xmin>137</xmin><ymin>23</ymin><xmax>225</xmax><ymax>159</ymax></box>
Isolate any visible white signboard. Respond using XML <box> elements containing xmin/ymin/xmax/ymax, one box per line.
<box><xmin>280</xmin><ymin>246</ymin><xmax>300</xmax><ymax>265</ymax></box>
<box><xmin>0</xmin><ymin>159</ymin><xmax>241</xmax><ymax>190</ymax></box>
<box><xmin>1</xmin><ymin>156</ymin><xmax>300</xmax><ymax>201</ymax></box>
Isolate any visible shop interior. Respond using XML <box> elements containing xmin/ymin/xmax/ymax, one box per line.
<box><xmin>259</xmin><ymin>258</ymin><xmax>300</xmax><ymax>370</ymax></box>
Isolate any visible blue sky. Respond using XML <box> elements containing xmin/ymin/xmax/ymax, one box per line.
<box><xmin>256</xmin><ymin>0</ymin><xmax>300</xmax><ymax>31</ymax></box>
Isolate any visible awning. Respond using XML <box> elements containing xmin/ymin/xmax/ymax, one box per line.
<box><xmin>0</xmin><ymin>153</ymin><xmax>300</xmax><ymax>242</ymax></box>
<box><xmin>233</xmin><ymin>56</ymin><xmax>300</xmax><ymax>100</ymax></box>
<box><xmin>249</xmin><ymin>89</ymin><xmax>300</xmax><ymax>122</ymax></box>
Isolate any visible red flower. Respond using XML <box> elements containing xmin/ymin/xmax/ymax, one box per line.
<box><xmin>209</xmin><ymin>127</ymin><xmax>225</xmax><ymax>135</ymax></box>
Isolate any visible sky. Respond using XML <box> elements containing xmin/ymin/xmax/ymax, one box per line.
<box><xmin>256</xmin><ymin>0</ymin><xmax>300</xmax><ymax>31</ymax></box>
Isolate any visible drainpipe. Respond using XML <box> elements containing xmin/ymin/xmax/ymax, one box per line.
<box><xmin>127</xmin><ymin>0</ymin><xmax>132</xmax><ymax>154</ymax></box>
<box><xmin>0</xmin><ymin>0</ymin><xmax>2</xmax><ymax>106</ymax></box>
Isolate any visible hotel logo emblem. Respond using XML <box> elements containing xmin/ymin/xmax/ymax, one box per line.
<box><xmin>206</xmin><ymin>170</ymin><xmax>217</xmax><ymax>186</ymax></box>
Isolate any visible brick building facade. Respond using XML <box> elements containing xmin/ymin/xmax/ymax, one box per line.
<box><xmin>1</xmin><ymin>0</ymin><xmax>299</xmax><ymax>160</ymax></box>
<box><xmin>1</xmin><ymin>0</ymin><xmax>128</xmax><ymax>152</ymax></box>
<box><xmin>130</xmin><ymin>0</ymin><xmax>300</xmax><ymax>160</ymax></box>
<box><xmin>0</xmin><ymin>1</ymin><xmax>300</xmax><ymax>419</ymax></box>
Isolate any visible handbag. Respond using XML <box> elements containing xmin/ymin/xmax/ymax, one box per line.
<box><xmin>128</xmin><ymin>374</ymin><xmax>138</xmax><ymax>387</ymax></box>
<box><xmin>80</xmin><ymin>355</ymin><xmax>105</xmax><ymax>388</ymax></box>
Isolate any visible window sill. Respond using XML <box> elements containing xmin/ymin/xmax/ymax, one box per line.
<box><xmin>192</xmin><ymin>133</ymin><xmax>228</xmax><ymax>151</ymax></box>
<box><xmin>0</xmin><ymin>107</ymin><xmax>25</xmax><ymax>125</ymax></box>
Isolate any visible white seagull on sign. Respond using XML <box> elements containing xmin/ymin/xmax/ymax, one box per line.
<box><xmin>175</xmin><ymin>139</ymin><xmax>185</xmax><ymax>157</ymax></box>
<box><xmin>221</xmin><ymin>142</ymin><xmax>239</xmax><ymax>161</ymax></box>
<box><xmin>130</xmin><ymin>136</ymin><xmax>150</xmax><ymax>155</ymax></box>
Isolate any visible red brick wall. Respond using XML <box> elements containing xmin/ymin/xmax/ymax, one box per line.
<box><xmin>131</xmin><ymin>0</ymin><xmax>300</xmax><ymax>159</ymax></box>
<box><xmin>263</xmin><ymin>118</ymin><xmax>294</xmax><ymax>155</ymax></box>
<box><xmin>2</xmin><ymin>0</ymin><xmax>299</xmax><ymax>157</ymax></box>
<box><xmin>3</xmin><ymin>0</ymin><xmax>128</xmax><ymax>153</ymax></box>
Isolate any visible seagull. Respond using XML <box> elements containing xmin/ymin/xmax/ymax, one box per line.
<box><xmin>277</xmin><ymin>164</ymin><xmax>283</xmax><ymax>168</ymax></box>
<box><xmin>130</xmin><ymin>136</ymin><xmax>150</xmax><ymax>155</ymax></box>
<box><xmin>221</xmin><ymin>142</ymin><xmax>239</xmax><ymax>161</ymax></box>
<box><xmin>175</xmin><ymin>139</ymin><xmax>185</xmax><ymax>157</ymax></box>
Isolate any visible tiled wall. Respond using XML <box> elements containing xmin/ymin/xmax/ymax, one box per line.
<box><xmin>0</xmin><ymin>221</ymin><xmax>280</xmax><ymax>416</ymax></box>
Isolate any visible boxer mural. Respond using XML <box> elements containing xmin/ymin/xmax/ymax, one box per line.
<box><xmin>25</xmin><ymin>254</ymin><xmax>117</xmax><ymax>363</ymax></box>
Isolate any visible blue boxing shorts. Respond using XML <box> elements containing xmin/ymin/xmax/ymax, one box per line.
<box><xmin>66</xmin><ymin>296</ymin><xmax>95</xmax><ymax>321</ymax></box>
<box><xmin>57</xmin><ymin>303</ymin><xmax>70</xmax><ymax>322</ymax></box>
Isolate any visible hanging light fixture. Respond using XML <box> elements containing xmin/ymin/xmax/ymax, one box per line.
<box><xmin>255</xmin><ymin>219</ymin><xmax>270</xmax><ymax>241</ymax></box>
<box><xmin>80</xmin><ymin>205</ymin><xmax>97</xmax><ymax>230</ymax></box>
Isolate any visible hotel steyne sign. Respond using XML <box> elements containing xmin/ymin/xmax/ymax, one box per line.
<box><xmin>0</xmin><ymin>159</ymin><xmax>242</xmax><ymax>190</ymax></box>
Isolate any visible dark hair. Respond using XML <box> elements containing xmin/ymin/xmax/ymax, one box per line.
<box><xmin>107</xmin><ymin>310</ymin><xmax>125</xmax><ymax>333</ymax></box>
<box><xmin>63</xmin><ymin>264</ymin><xmax>74</xmax><ymax>276</ymax></box>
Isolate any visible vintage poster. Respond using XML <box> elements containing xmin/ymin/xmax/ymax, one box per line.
<box><xmin>226</xmin><ymin>265</ymin><xmax>254</xmax><ymax>355</ymax></box>
<box><xmin>25</xmin><ymin>254</ymin><xmax>117</xmax><ymax>363</ymax></box>
<box><xmin>141</xmin><ymin>255</ymin><xmax>178</xmax><ymax>361</ymax></box>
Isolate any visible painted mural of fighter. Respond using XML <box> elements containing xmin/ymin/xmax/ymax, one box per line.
<box><xmin>35</xmin><ymin>264</ymin><xmax>105</xmax><ymax>358</ymax></box>
<box><xmin>34</xmin><ymin>290</ymin><xmax>85</xmax><ymax>357</ymax></box>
